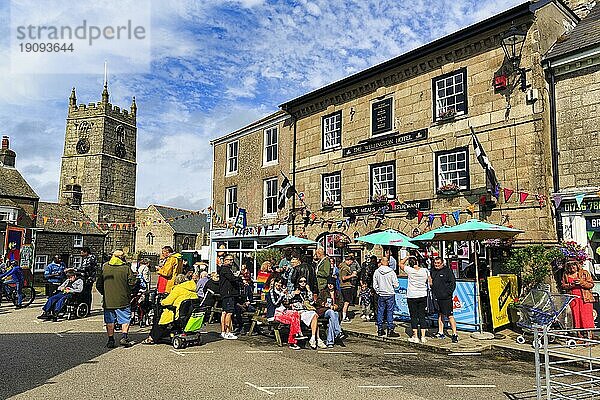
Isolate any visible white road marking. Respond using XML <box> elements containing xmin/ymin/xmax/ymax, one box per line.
<box><xmin>55</xmin><ymin>333</ymin><xmax>64</xmax><ymax>338</ymax></box>
<box><xmin>245</xmin><ymin>382</ymin><xmax>275</xmax><ymax>395</ymax></box>
<box><xmin>245</xmin><ymin>350</ymin><xmax>283</xmax><ymax>354</ymax></box>
<box><xmin>448</xmin><ymin>352</ymin><xmax>482</xmax><ymax>356</ymax></box>
<box><xmin>317</xmin><ymin>351</ymin><xmax>353</xmax><ymax>354</ymax></box>
<box><xmin>446</xmin><ymin>384</ymin><xmax>496</xmax><ymax>388</ymax></box>
<box><xmin>383</xmin><ymin>352</ymin><xmax>418</xmax><ymax>355</ymax></box>
<box><xmin>33</xmin><ymin>320</ymin><xmax>40</xmax><ymax>324</ymax></box>
<box><xmin>169</xmin><ymin>349</ymin><xmax>186</xmax><ymax>357</ymax></box>
<box><xmin>178</xmin><ymin>350</ymin><xmax>214</xmax><ymax>354</ymax></box>
<box><xmin>358</xmin><ymin>385</ymin><xmax>403</xmax><ymax>389</ymax></box>
<box><xmin>261</xmin><ymin>386</ymin><xmax>309</xmax><ymax>390</ymax></box>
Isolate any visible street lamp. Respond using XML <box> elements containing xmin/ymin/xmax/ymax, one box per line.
<box><xmin>501</xmin><ymin>24</ymin><xmax>528</xmax><ymax>91</ymax></box>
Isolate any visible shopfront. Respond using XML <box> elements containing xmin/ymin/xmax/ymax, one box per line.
<box><xmin>209</xmin><ymin>224</ymin><xmax>288</xmax><ymax>276</ymax></box>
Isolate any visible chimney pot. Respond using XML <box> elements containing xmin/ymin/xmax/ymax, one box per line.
<box><xmin>1</xmin><ymin>136</ymin><xmax>8</xmax><ymax>150</ymax></box>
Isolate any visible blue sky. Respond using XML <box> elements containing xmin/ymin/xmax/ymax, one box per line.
<box><xmin>0</xmin><ymin>0</ymin><xmax>523</xmax><ymax>210</ymax></box>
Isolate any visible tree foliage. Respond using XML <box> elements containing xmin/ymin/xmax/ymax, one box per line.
<box><xmin>255</xmin><ymin>248</ymin><xmax>282</xmax><ymax>266</ymax></box>
<box><xmin>503</xmin><ymin>245</ymin><xmax>563</xmax><ymax>294</ymax></box>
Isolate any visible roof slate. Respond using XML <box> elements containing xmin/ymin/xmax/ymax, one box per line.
<box><xmin>153</xmin><ymin>205</ymin><xmax>210</xmax><ymax>235</ymax></box>
<box><xmin>37</xmin><ymin>202</ymin><xmax>105</xmax><ymax>235</ymax></box>
<box><xmin>545</xmin><ymin>2</ymin><xmax>600</xmax><ymax>60</ymax></box>
<box><xmin>0</xmin><ymin>167</ymin><xmax>39</xmax><ymax>199</ymax></box>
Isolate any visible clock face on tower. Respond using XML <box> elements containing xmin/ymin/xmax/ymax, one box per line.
<box><xmin>76</xmin><ymin>138</ymin><xmax>90</xmax><ymax>154</ymax></box>
<box><xmin>115</xmin><ymin>142</ymin><xmax>126</xmax><ymax>158</ymax></box>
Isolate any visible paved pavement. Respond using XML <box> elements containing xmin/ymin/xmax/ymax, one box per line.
<box><xmin>0</xmin><ymin>294</ymin><xmax>542</xmax><ymax>400</ymax></box>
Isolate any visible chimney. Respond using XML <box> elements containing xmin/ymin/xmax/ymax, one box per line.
<box><xmin>0</xmin><ymin>136</ymin><xmax>16</xmax><ymax>167</ymax></box>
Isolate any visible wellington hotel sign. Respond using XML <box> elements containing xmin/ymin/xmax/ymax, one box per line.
<box><xmin>342</xmin><ymin>128</ymin><xmax>428</xmax><ymax>157</ymax></box>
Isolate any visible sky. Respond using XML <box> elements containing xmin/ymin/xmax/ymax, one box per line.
<box><xmin>0</xmin><ymin>0</ymin><xmax>524</xmax><ymax>211</ymax></box>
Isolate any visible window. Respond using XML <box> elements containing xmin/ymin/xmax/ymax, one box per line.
<box><xmin>263</xmin><ymin>178</ymin><xmax>278</xmax><ymax>216</ymax></box>
<box><xmin>182</xmin><ymin>237</ymin><xmax>190</xmax><ymax>250</ymax></box>
<box><xmin>322</xmin><ymin>172</ymin><xmax>341</xmax><ymax>204</ymax></box>
<box><xmin>226</xmin><ymin>141</ymin><xmax>238</xmax><ymax>175</ymax></box>
<box><xmin>435</xmin><ymin>147</ymin><xmax>470</xmax><ymax>191</ymax></box>
<box><xmin>0</xmin><ymin>209</ymin><xmax>18</xmax><ymax>223</ymax></box>
<box><xmin>322</xmin><ymin>111</ymin><xmax>342</xmax><ymax>150</ymax></box>
<box><xmin>370</xmin><ymin>162</ymin><xmax>396</xmax><ymax>201</ymax></box>
<box><xmin>34</xmin><ymin>255</ymin><xmax>47</xmax><ymax>272</ymax></box>
<box><xmin>146</xmin><ymin>232</ymin><xmax>155</xmax><ymax>245</ymax></box>
<box><xmin>116</xmin><ymin>125</ymin><xmax>125</xmax><ymax>143</ymax></box>
<box><xmin>263</xmin><ymin>126</ymin><xmax>278</xmax><ymax>165</ymax></box>
<box><xmin>74</xmin><ymin>234</ymin><xmax>84</xmax><ymax>247</ymax></box>
<box><xmin>71</xmin><ymin>256</ymin><xmax>82</xmax><ymax>270</ymax></box>
<box><xmin>433</xmin><ymin>68</ymin><xmax>467</xmax><ymax>121</ymax></box>
<box><xmin>226</xmin><ymin>186</ymin><xmax>238</xmax><ymax>221</ymax></box>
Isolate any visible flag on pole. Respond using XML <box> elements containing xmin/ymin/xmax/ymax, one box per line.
<box><xmin>277</xmin><ymin>173</ymin><xmax>296</xmax><ymax>210</ymax></box>
<box><xmin>471</xmin><ymin>127</ymin><xmax>499</xmax><ymax>197</ymax></box>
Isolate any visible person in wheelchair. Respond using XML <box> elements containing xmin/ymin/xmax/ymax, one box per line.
<box><xmin>38</xmin><ymin>269</ymin><xmax>83</xmax><ymax>321</ymax></box>
<box><xmin>142</xmin><ymin>274</ymin><xmax>198</xmax><ymax>345</ymax></box>
<box><xmin>0</xmin><ymin>260</ymin><xmax>24</xmax><ymax>308</ymax></box>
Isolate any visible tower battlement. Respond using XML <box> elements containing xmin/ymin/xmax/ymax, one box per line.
<box><xmin>68</xmin><ymin>102</ymin><xmax>136</xmax><ymax>123</ymax></box>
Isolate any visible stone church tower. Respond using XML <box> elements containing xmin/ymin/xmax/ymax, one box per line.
<box><xmin>58</xmin><ymin>81</ymin><xmax>137</xmax><ymax>256</ymax></box>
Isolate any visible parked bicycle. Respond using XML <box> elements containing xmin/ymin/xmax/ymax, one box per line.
<box><xmin>0</xmin><ymin>280</ymin><xmax>36</xmax><ymax>307</ymax></box>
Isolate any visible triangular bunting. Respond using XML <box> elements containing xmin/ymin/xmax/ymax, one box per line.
<box><xmin>519</xmin><ymin>192</ymin><xmax>529</xmax><ymax>204</ymax></box>
<box><xmin>503</xmin><ymin>188</ymin><xmax>514</xmax><ymax>202</ymax></box>
<box><xmin>440</xmin><ymin>213</ymin><xmax>447</xmax><ymax>225</ymax></box>
<box><xmin>575</xmin><ymin>193</ymin><xmax>585</xmax><ymax>207</ymax></box>
<box><xmin>466</xmin><ymin>204</ymin><xmax>475</xmax><ymax>215</ymax></box>
<box><xmin>452</xmin><ymin>210</ymin><xmax>461</xmax><ymax>224</ymax></box>
<box><xmin>428</xmin><ymin>213</ymin><xmax>435</xmax><ymax>227</ymax></box>
<box><xmin>417</xmin><ymin>210</ymin><xmax>424</xmax><ymax>224</ymax></box>
<box><xmin>552</xmin><ymin>193</ymin><xmax>563</xmax><ymax>208</ymax></box>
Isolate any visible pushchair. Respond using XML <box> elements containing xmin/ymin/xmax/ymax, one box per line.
<box><xmin>170</xmin><ymin>297</ymin><xmax>209</xmax><ymax>349</ymax></box>
<box><xmin>513</xmin><ymin>289</ymin><xmax>577</xmax><ymax>347</ymax></box>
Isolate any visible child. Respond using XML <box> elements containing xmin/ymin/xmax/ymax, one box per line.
<box><xmin>359</xmin><ymin>281</ymin><xmax>372</xmax><ymax>321</ymax></box>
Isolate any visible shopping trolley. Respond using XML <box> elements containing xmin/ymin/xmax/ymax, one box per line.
<box><xmin>513</xmin><ymin>289</ymin><xmax>577</xmax><ymax>347</ymax></box>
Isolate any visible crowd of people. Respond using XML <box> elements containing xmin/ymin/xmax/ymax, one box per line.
<box><xmin>2</xmin><ymin>242</ymin><xmax>597</xmax><ymax>350</ymax></box>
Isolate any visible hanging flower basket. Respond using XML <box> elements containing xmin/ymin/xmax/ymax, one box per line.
<box><xmin>438</xmin><ymin>108</ymin><xmax>456</xmax><ymax>122</ymax></box>
<box><xmin>558</xmin><ymin>240</ymin><xmax>590</xmax><ymax>262</ymax></box>
<box><xmin>321</xmin><ymin>199</ymin><xmax>335</xmax><ymax>210</ymax></box>
<box><xmin>371</xmin><ymin>193</ymin><xmax>389</xmax><ymax>204</ymax></box>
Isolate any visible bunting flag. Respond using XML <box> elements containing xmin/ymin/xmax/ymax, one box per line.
<box><xmin>552</xmin><ymin>193</ymin><xmax>563</xmax><ymax>209</ymax></box>
<box><xmin>503</xmin><ymin>188</ymin><xmax>514</xmax><ymax>203</ymax></box>
<box><xmin>389</xmin><ymin>200</ymin><xmax>396</xmax><ymax>210</ymax></box>
<box><xmin>519</xmin><ymin>192</ymin><xmax>529</xmax><ymax>204</ymax></box>
<box><xmin>440</xmin><ymin>213</ymin><xmax>447</xmax><ymax>225</ymax></box>
<box><xmin>428</xmin><ymin>213</ymin><xmax>435</xmax><ymax>227</ymax></box>
<box><xmin>467</xmin><ymin>204</ymin><xmax>475</xmax><ymax>215</ymax></box>
<box><xmin>417</xmin><ymin>210</ymin><xmax>424</xmax><ymax>224</ymax></box>
<box><xmin>575</xmin><ymin>193</ymin><xmax>585</xmax><ymax>207</ymax></box>
<box><xmin>452</xmin><ymin>210</ymin><xmax>461</xmax><ymax>224</ymax></box>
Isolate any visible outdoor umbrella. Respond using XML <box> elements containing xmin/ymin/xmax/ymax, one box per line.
<box><xmin>266</xmin><ymin>235</ymin><xmax>318</xmax><ymax>248</ymax></box>
<box><xmin>411</xmin><ymin>225</ymin><xmax>453</xmax><ymax>242</ymax></box>
<box><xmin>416</xmin><ymin>219</ymin><xmax>523</xmax><ymax>338</ymax></box>
<box><xmin>354</xmin><ymin>229</ymin><xmax>419</xmax><ymax>249</ymax></box>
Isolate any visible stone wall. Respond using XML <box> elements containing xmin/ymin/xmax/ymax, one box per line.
<box><xmin>135</xmin><ymin>206</ymin><xmax>175</xmax><ymax>255</ymax></box>
<box><xmin>212</xmin><ymin>114</ymin><xmax>293</xmax><ymax>226</ymax></box>
<box><xmin>288</xmin><ymin>3</ymin><xmax>572</xmax><ymax>244</ymax></box>
<box><xmin>35</xmin><ymin>232</ymin><xmax>104</xmax><ymax>267</ymax></box>
<box><xmin>555</xmin><ymin>64</ymin><xmax>600</xmax><ymax>189</ymax></box>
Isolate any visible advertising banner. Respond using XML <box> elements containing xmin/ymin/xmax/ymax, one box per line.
<box><xmin>394</xmin><ymin>277</ymin><xmax>479</xmax><ymax>332</ymax></box>
<box><xmin>5</xmin><ymin>226</ymin><xmax>25</xmax><ymax>263</ymax></box>
<box><xmin>487</xmin><ymin>274</ymin><xmax>518</xmax><ymax>330</ymax></box>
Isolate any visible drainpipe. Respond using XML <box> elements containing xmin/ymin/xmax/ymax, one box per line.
<box><xmin>291</xmin><ymin>115</ymin><xmax>297</xmax><ymax>236</ymax></box>
<box><xmin>547</xmin><ymin>66</ymin><xmax>562</xmax><ymax>240</ymax></box>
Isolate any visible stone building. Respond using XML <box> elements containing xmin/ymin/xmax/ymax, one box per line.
<box><xmin>544</xmin><ymin>1</ymin><xmax>600</xmax><ymax>268</ymax></box>
<box><xmin>135</xmin><ymin>204</ymin><xmax>210</xmax><ymax>256</ymax></box>
<box><xmin>58</xmin><ymin>83</ymin><xmax>137</xmax><ymax>255</ymax></box>
<box><xmin>33</xmin><ymin>202</ymin><xmax>105</xmax><ymax>273</ymax></box>
<box><xmin>210</xmin><ymin>110</ymin><xmax>292</xmax><ymax>272</ymax></box>
<box><xmin>275</xmin><ymin>0</ymin><xmax>577</xmax><ymax>264</ymax></box>
<box><xmin>0</xmin><ymin>136</ymin><xmax>38</xmax><ymax>258</ymax></box>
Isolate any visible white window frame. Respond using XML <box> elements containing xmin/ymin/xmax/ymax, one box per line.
<box><xmin>322</xmin><ymin>111</ymin><xmax>342</xmax><ymax>150</ymax></box>
<box><xmin>34</xmin><ymin>255</ymin><xmax>47</xmax><ymax>272</ymax></box>
<box><xmin>226</xmin><ymin>141</ymin><xmax>239</xmax><ymax>175</ymax></box>
<box><xmin>433</xmin><ymin>68</ymin><xmax>467</xmax><ymax>121</ymax></box>
<box><xmin>226</xmin><ymin>186</ymin><xmax>238</xmax><ymax>221</ymax></box>
<box><xmin>263</xmin><ymin>126</ymin><xmax>278</xmax><ymax>166</ymax></box>
<box><xmin>322</xmin><ymin>172</ymin><xmax>341</xmax><ymax>204</ymax></box>
<box><xmin>74</xmin><ymin>234</ymin><xmax>84</xmax><ymax>248</ymax></box>
<box><xmin>263</xmin><ymin>178</ymin><xmax>279</xmax><ymax>217</ymax></box>
<box><xmin>370</xmin><ymin>162</ymin><xmax>396</xmax><ymax>200</ymax></box>
<box><xmin>71</xmin><ymin>256</ymin><xmax>82</xmax><ymax>270</ymax></box>
<box><xmin>0</xmin><ymin>207</ymin><xmax>18</xmax><ymax>223</ymax></box>
<box><xmin>146</xmin><ymin>232</ymin><xmax>154</xmax><ymax>245</ymax></box>
<box><xmin>435</xmin><ymin>148</ymin><xmax>469</xmax><ymax>191</ymax></box>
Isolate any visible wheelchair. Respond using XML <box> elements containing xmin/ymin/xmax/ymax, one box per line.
<box><xmin>170</xmin><ymin>298</ymin><xmax>209</xmax><ymax>350</ymax></box>
<box><xmin>61</xmin><ymin>283</ymin><xmax>93</xmax><ymax>320</ymax></box>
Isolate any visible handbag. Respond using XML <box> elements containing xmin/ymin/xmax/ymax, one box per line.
<box><xmin>425</xmin><ymin>283</ymin><xmax>437</xmax><ymax>314</ymax></box>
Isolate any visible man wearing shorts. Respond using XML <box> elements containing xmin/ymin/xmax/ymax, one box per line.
<box><xmin>431</xmin><ymin>257</ymin><xmax>458</xmax><ymax>343</ymax></box>
<box><xmin>339</xmin><ymin>255</ymin><xmax>357</xmax><ymax>323</ymax></box>
<box><xmin>218</xmin><ymin>255</ymin><xmax>239</xmax><ymax>339</ymax></box>
<box><xmin>97</xmin><ymin>250</ymin><xmax>137</xmax><ymax>348</ymax></box>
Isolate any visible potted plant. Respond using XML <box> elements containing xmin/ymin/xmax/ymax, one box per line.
<box><xmin>321</xmin><ymin>199</ymin><xmax>335</xmax><ymax>210</ymax></box>
<box><xmin>502</xmin><ymin>245</ymin><xmax>563</xmax><ymax>296</ymax></box>
<box><xmin>438</xmin><ymin>108</ymin><xmax>456</xmax><ymax>122</ymax></box>
<box><xmin>371</xmin><ymin>193</ymin><xmax>388</xmax><ymax>204</ymax></box>
<box><xmin>437</xmin><ymin>182</ymin><xmax>460</xmax><ymax>195</ymax></box>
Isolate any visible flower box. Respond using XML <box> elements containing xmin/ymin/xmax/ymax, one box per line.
<box><xmin>321</xmin><ymin>201</ymin><xmax>335</xmax><ymax>210</ymax></box>
<box><xmin>437</xmin><ymin>109</ymin><xmax>456</xmax><ymax>122</ymax></box>
<box><xmin>437</xmin><ymin>182</ymin><xmax>460</xmax><ymax>195</ymax></box>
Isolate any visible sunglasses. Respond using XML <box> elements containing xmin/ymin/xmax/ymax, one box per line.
<box><xmin>299</xmin><ymin>280</ymin><xmax>307</xmax><ymax>283</ymax></box>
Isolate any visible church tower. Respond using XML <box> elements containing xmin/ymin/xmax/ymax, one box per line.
<box><xmin>58</xmin><ymin>78</ymin><xmax>138</xmax><ymax>256</ymax></box>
